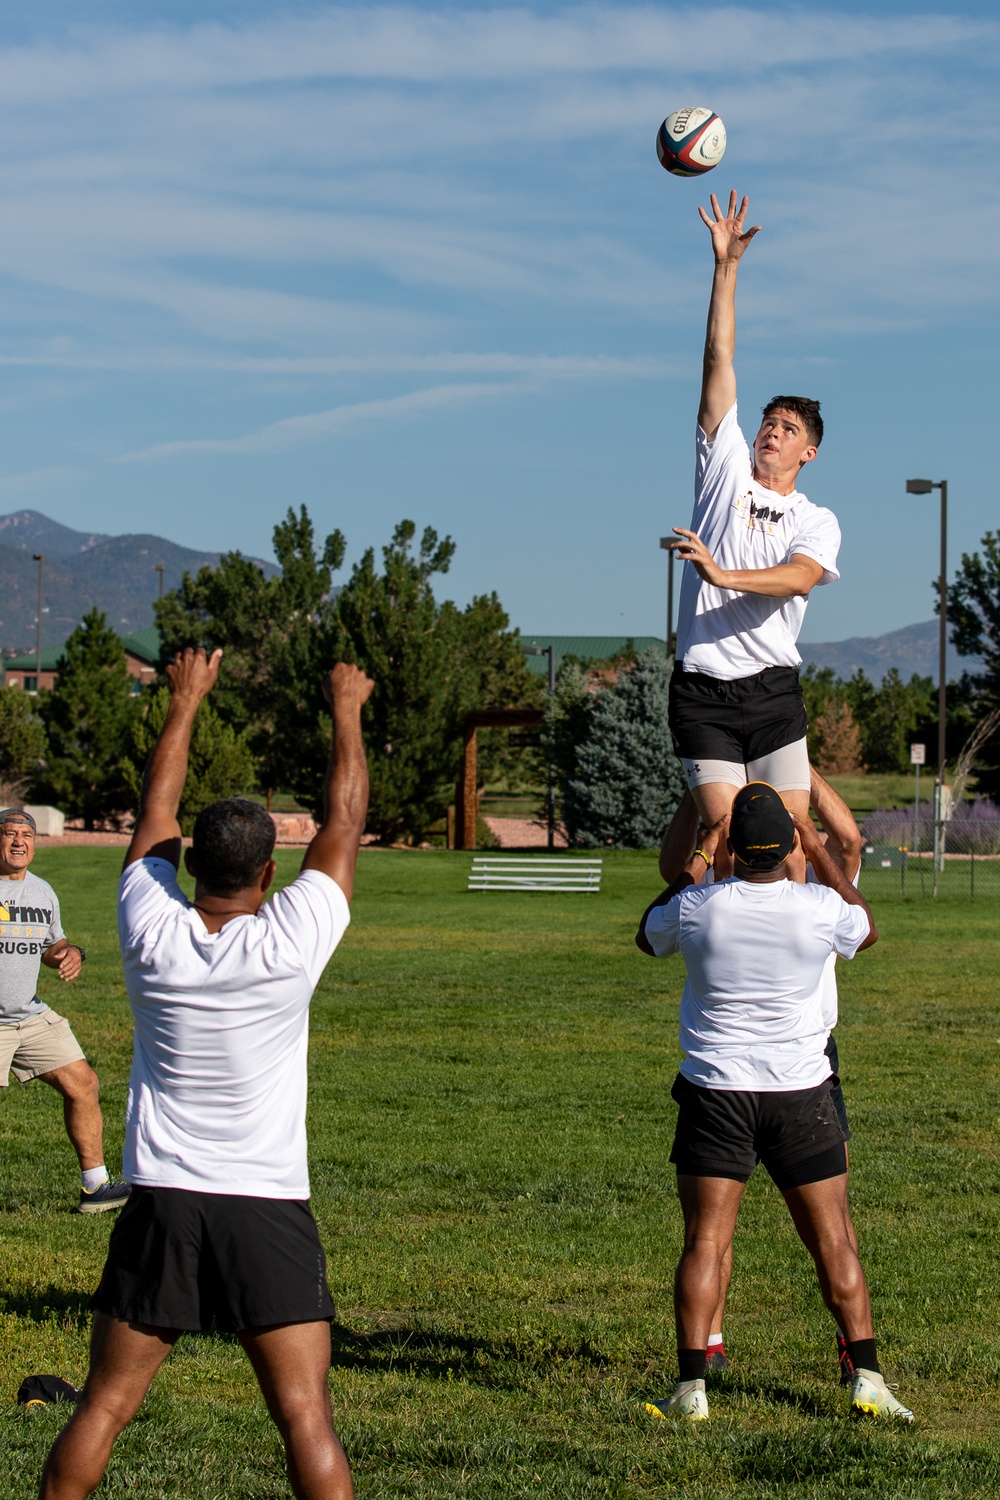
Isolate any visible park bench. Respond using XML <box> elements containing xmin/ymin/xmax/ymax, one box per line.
<box><xmin>467</xmin><ymin>856</ymin><xmax>603</xmax><ymax>893</ymax></box>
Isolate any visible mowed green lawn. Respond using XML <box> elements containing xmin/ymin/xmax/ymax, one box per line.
<box><xmin>2</xmin><ymin>847</ymin><xmax>999</xmax><ymax>1498</ymax></box>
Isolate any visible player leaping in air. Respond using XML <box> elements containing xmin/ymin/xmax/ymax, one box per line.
<box><xmin>668</xmin><ymin>191</ymin><xmax>842</xmax><ymax>824</ymax></box>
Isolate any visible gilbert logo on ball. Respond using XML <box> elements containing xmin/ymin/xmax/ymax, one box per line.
<box><xmin>657</xmin><ymin>107</ymin><xmax>727</xmax><ymax>177</ymax></box>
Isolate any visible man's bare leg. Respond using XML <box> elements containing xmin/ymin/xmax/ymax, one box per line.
<box><xmin>674</xmin><ymin>1175</ymin><xmax>745</xmax><ymax>1352</ymax></box>
<box><xmin>780</xmin><ymin>1174</ymin><xmax>872</xmax><ymax>1341</ymax></box>
<box><xmin>239</xmin><ymin>1321</ymin><xmax>354</xmax><ymax>1500</ymax></box>
<box><xmin>38</xmin><ymin>1314</ymin><xmax>178</xmax><ymax>1499</ymax></box>
<box><xmin>39</xmin><ymin>1060</ymin><xmax>105</xmax><ymax>1170</ymax></box>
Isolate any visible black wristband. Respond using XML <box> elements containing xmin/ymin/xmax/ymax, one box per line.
<box><xmin>73</xmin><ymin>945</ymin><xmax>86</xmax><ymax>964</ymax></box>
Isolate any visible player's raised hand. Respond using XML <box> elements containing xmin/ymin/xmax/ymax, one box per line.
<box><xmin>698</xmin><ymin>190</ymin><xmax>760</xmax><ymax>265</ymax></box>
<box><xmin>322</xmin><ymin>661</ymin><xmax>375</xmax><ymax>710</ymax></box>
<box><xmin>165</xmin><ymin>645</ymin><xmax>223</xmax><ymax>702</ymax></box>
<box><xmin>670</xmin><ymin>527</ymin><xmax>728</xmax><ymax>588</ymax></box>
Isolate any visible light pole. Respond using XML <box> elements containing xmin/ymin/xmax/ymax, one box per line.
<box><xmin>659</xmin><ymin>536</ymin><xmax>676</xmax><ymax>659</ymax></box>
<box><xmin>154</xmin><ymin>563</ymin><xmax>165</xmax><ymax>599</ymax></box>
<box><xmin>32</xmin><ymin>552</ymin><xmax>44</xmax><ymax>689</ymax></box>
<box><xmin>523</xmin><ymin>644</ymin><xmax>556</xmax><ymax>850</ymax></box>
<box><xmin>905</xmin><ymin>478</ymin><xmax>948</xmax><ymax>887</ymax></box>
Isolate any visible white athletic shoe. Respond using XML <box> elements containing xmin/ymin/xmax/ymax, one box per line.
<box><xmin>645</xmin><ymin>1379</ymin><xmax>709</xmax><ymax>1422</ymax></box>
<box><xmin>850</xmin><ymin>1369</ymin><xmax>914</xmax><ymax>1422</ymax></box>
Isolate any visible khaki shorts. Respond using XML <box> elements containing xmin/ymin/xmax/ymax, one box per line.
<box><xmin>0</xmin><ymin>1011</ymin><xmax>86</xmax><ymax>1085</ymax></box>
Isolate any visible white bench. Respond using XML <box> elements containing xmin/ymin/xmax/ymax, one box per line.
<box><xmin>468</xmin><ymin>856</ymin><xmax>602</xmax><ymax>893</ymax></box>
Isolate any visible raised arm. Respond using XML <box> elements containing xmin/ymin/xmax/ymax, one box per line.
<box><xmin>123</xmin><ymin>647</ymin><xmax>223</xmax><ymax>870</ymax></box>
<box><xmin>301</xmin><ymin>663</ymin><xmax>374</xmax><ymax>901</ymax></box>
<box><xmin>638</xmin><ymin>815</ymin><xmax>728</xmax><ymax>955</ymax></box>
<box><xmin>697</xmin><ymin>190</ymin><xmax>760</xmax><ymax>441</ymax></box>
<box><xmin>809</xmin><ymin>767</ymin><xmax>862</xmax><ymax>882</ymax></box>
<box><xmin>792</xmin><ymin>812</ymin><xmax>877</xmax><ymax>950</ymax></box>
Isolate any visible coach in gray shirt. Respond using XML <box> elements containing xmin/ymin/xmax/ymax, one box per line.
<box><xmin>0</xmin><ymin>808</ymin><xmax>128</xmax><ymax>1213</ymax></box>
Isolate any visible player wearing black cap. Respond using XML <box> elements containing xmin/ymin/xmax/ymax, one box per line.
<box><xmin>636</xmin><ymin>784</ymin><xmax>913</xmax><ymax>1424</ymax></box>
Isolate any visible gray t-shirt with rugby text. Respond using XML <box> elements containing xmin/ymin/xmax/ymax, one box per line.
<box><xmin>0</xmin><ymin>871</ymin><xmax>64</xmax><ymax>1021</ymax></box>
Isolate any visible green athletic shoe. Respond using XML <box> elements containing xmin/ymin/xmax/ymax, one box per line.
<box><xmin>645</xmin><ymin>1379</ymin><xmax>709</xmax><ymax>1422</ymax></box>
<box><xmin>850</xmin><ymin>1370</ymin><xmax>914</xmax><ymax>1422</ymax></box>
<box><xmin>75</xmin><ymin>1180</ymin><xmax>131</xmax><ymax>1214</ymax></box>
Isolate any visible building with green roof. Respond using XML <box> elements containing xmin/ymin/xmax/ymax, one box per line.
<box><xmin>519</xmin><ymin>635</ymin><xmax>667</xmax><ymax>677</ymax></box>
<box><xmin>4</xmin><ymin>629</ymin><xmax>162</xmax><ymax>693</ymax></box>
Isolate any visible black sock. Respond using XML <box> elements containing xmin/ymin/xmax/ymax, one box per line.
<box><xmin>847</xmin><ymin>1338</ymin><xmax>879</xmax><ymax>1375</ymax></box>
<box><xmin>678</xmin><ymin>1348</ymin><xmax>707</xmax><ymax>1381</ymax></box>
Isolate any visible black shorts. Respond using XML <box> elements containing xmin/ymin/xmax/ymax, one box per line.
<box><xmin>93</xmin><ymin>1187</ymin><xmax>336</xmax><ymax>1333</ymax></box>
<box><xmin>825</xmin><ymin>1033</ymin><xmax>851</xmax><ymax>1139</ymax></box>
<box><xmin>668</xmin><ymin>665</ymin><xmax>808</xmax><ymax>763</ymax></box>
<box><xmin>669</xmin><ymin>1073</ymin><xmax>848</xmax><ymax>1189</ymax></box>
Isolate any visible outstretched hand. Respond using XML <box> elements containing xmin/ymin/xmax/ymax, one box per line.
<box><xmin>165</xmin><ymin>646</ymin><xmax>223</xmax><ymax>703</ymax></box>
<box><xmin>322</xmin><ymin>662</ymin><xmax>375</xmax><ymax>710</ymax></box>
<box><xmin>698</xmin><ymin>190</ymin><xmax>761</xmax><ymax>265</ymax></box>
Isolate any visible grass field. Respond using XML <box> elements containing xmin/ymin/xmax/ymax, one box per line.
<box><xmin>2</xmin><ymin>847</ymin><xmax>1000</xmax><ymax>1497</ymax></box>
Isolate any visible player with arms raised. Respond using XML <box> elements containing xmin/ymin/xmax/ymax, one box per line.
<box><xmin>669</xmin><ymin>191</ymin><xmax>842</xmax><ymax>824</ymax></box>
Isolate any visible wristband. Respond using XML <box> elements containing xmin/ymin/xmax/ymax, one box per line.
<box><xmin>692</xmin><ymin>849</ymin><xmax>711</xmax><ymax>869</ymax></box>
<box><xmin>73</xmin><ymin>946</ymin><xmax>86</xmax><ymax>964</ymax></box>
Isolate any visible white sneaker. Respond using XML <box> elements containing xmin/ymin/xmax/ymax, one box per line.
<box><xmin>645</xmin><ymin>1379</ymin><xmax>709</xmax><ymax>1422</ymax></box>
<box><xmin>850</xmin><ymin>1369</ymin><xmax>914</xmax><ymax>1422</ymax></box>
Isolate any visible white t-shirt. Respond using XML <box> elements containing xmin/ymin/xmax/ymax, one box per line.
<box><xmin>0</xmin><ymin>870</ymin><xmax>65</xmax><ymax>1021</ymax></box>
<box><xmin>805</xmin><ymin>860</ymin><xmax>861</xmax><ymax>1032</ymax></box>
<box><xmin>643</xmin><ymin>877</ymin><xmax>869</xmax><ymax>1091</ymax></box>
<box><xmin>118</xmin><ymin>858</ymin><xmax>351</xmax><ymax>1199</ymax></box>
<box><xmin>675</xmin><ymin>404</ymin><xmax>841</xmax><ymax>679</ymax></box>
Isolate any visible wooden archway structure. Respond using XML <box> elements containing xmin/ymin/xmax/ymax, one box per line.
<box><xmin>455</xmin><ymin>707</ymin><xmax>544</xmax><ymax>850</ymax></box>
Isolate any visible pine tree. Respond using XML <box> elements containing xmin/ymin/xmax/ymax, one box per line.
<box><xmin>0</xmin><ymin>685</ymin><xmax>47</xmax><ymax>803</ymax></box>
<box><xmin>813</xmin><ymin>700</ymin><xmax>866</xmax><ymax>777</ymax></box>
<box><xmin>560</xmin><ymin>650</ymin><xmax>684</xmax><ymax>848</ymax></box>
<box><xmin>122</xmin><ymin>688</ymin><xmax>258</xmax><ymax>835</ymax></box>
<box><xmin>34</xmin><ymin>610</ymin><xmax>139</xmax><ymax>829</ymax></box>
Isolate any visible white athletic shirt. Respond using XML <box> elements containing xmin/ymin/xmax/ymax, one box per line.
<box><xmin>675</xmin><ymin>404</ymin><xmax>841</xmax><ymax>679</ymax></box>
<box><xmin>700</xmin><ymin>859</ymin><xmax>861</xmax><ymax>1032</ymax></box>
<box><xmin>643</xmin><ymin>877</ymin><xmax>869</xmax><ymax>1091</ymax></box>
<box><xmin>118</xmin><ymin>858</ymin><xmax>350</xmax><ymax>1198</ymax></box>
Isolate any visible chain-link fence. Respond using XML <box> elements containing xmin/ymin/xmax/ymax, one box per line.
<box><xmin>859</xmin><ymin>812</ymin><xmax>1000</xmax><ymax>899</ymax></box>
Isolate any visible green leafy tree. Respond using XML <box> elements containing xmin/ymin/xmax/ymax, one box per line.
<box><xmin>122</xmin><ymin>688</ymin><xmax>258</xmax><ymax>835</ymax></box>
<box><xmin>34</xmin><ymin>609</ymin><xmax>139</xmax><ymax>828</ymax></box>
<box><xmin>558</xmin><ymin>650</ymin><xmax>684</xmax><ymax>848</ymax></box>
<box><xmin>155</xmin><ymin>506</ymin><xmax>345</xmax><ymax>801</ymax></box>
<box><xmin>944</xmin><ymin>532</ymin><xmax>1000</xmax><ymax>793</ymax></box>
<box><xmin>0</xmin><ymin>684</ymin><xmax>47</xmax><ymax>802</ymax></box>
<box><xmin>332</xmin><ymin>521</ymin><xmax>534</xmax><ymax>841</ymax></box>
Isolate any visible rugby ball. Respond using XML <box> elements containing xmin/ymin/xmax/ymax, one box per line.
<box><xmin>657</xmin><ymin>107</ymin><xmax>727</xmax><ymax>177</ymax></box>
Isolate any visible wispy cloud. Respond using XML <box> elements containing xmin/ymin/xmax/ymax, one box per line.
<box><xmin>115</xmin><ymin>353</ymin><xmax>669</xmax><ymax>459</ymax></box>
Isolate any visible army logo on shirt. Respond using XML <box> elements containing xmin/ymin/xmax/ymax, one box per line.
<box><xmin>731</xmin><ymin>491</ymin><xmax>785</xmax><ymax>535</ymax></box>
<box><xmin>0</xmin><ymin>900</ymin><xmax>52</xmax><ymax>951</ymax></box>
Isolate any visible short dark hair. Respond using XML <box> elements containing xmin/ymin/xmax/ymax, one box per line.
<box><xmin>761</xmin><ymin>396</ymin><xmax>823</xmax><ymax>448</ymax></box>
<box><xmin>189</xmin><ymin>798</ymin><xmax>276</xmax><ymax>895</ymax></box>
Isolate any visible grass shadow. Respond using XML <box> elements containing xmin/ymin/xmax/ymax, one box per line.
<box><xmin>330</xmin><ymin>1321</ymin><xmax>612</xmax><ymax>1386</ymax></box>
<box><xmin>0</xmin><ymin>1285</ymin><xmax>93</xmax><ymax>1328</ymax></box>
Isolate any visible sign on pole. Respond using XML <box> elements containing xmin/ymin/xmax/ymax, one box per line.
<box><xmin>910</xmin><ymin>744</ymin><xmax>926</xmax><ymax>766</ymax></box>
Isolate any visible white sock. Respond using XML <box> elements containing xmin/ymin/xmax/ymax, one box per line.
<box><xmin>81</xmin><ymin>1166</ymin><xmax>109</xmax><ymax>1192</ymax></box>
<box><xmin>708</xmin><ymin>1333</ymin><xmax>724</xmax><ymax>1348</ymax></box>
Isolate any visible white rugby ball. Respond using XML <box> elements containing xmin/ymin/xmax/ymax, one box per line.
<box><xmin>656</xmin><ymin>107</ymin><xmax>727</xmax><ymax>177</ymax></box>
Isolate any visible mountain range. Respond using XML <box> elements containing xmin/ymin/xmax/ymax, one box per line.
<box><xmin>0</xmin><ymin>510</ymin><xmax>275</xmax><ymax>657</ymax></box>
<box><xmin>797</xmin><ymin>619</ymin><xmax>979</xmax><ymax>684</ymax></box>
<box><xmin>0</xmin><ymin>510</ymin><xmax>983</xmax><ymax>683</ymax></box>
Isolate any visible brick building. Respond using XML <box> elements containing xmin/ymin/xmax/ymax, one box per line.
<box><xmin>4</xmin><ymin>627</ymin><xmax>160</xmax><ymax>693</ymax></box>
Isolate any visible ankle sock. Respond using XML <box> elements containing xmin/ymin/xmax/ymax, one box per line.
<box><xmin>847</xmin><ymin>1338</ymin><xmax>879</xmax><ymax>1376</ymax></box>
<box><xmin>707</xmin><ymin>1333</ymin><xmax>724</xmax><ymax>1350</ymax></box>
<box><xmin>81</xmin><ymin>1166</ymin><xmax>109</xmax><ymax>1193</ymax></box>
<box><xmin>678</xmin><ymin>1348</ymin><xmax>707</xmax><ymax>1381</ymax></box>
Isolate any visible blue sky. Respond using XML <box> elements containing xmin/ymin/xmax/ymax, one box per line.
<box><xmin>0</xmin><ymin>3</ymin><xmax>996</xmax><ymax>645</ymax></box>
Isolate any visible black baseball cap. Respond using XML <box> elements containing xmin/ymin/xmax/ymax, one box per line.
<box><xmin>729</xmin><ymin>782</ymin><xmax>794</xmax><ymax>870</ymax></box>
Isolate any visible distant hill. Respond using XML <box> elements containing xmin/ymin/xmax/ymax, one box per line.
<box><xmin>798</xmin><ymin>618</ymin><xmax>981</xmax><ymax>684</ymax></box>
<box><xmin>0</xmin><ymin>510</ymin><xmax>276</xmax><ymax>656</ymax></box>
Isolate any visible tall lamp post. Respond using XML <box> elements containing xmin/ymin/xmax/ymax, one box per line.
<box><xmin>32</xmin><ymin>552</ymin><xmax>44</xmax><ymax>689</ymax></box>
<box><xmin>905</xmin><ymin>478</ymin><xmax>948</xmax><ymax>887</ymax></box>
<box><xmin>659</xmin><ymin>536</ymin><xmax>676</xmax><ymax>659</ymax></box>
<box><xmin>523</xmin><ymin>644</ymin><xmax>556</xmax><ymax>850</ymax></box>
<box><xmin>154</xmin><ymin>563</ymin><xmax>165</xmax><ymax>599</ymax></box>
